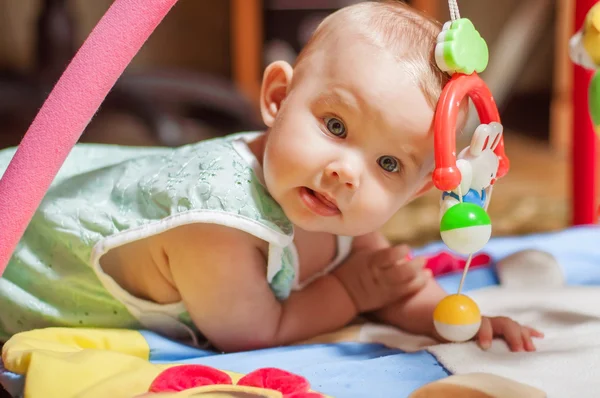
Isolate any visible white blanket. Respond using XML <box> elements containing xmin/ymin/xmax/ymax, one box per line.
<box><xmin>357</xmin><ymin>286</ymin><xmax>600</xmax><ymax>397</ymax></box>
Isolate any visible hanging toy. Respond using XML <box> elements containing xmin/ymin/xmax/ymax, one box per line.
<box><xmin>435</xmin><ymin>19</ymin><xmax>489</xmax><ymax>75</ymax></box>
<box><xmin>430</xmin><ymin>0</ymin><xmax>510</xmax><ymax>343</ymax></box>
<box><xmin>439</xmin><ymin>122</ymin><xmax>502</xmax><ymax>254</ymax></box>
<box><xmin>440</xmin><ymin>202</ymin><xmax>491</xmax><ymax>255</ymax></box>
<box><xmin>570</xmin><ymin>2</ymin><xmax>600</xmax><ymax>136</ymax></box>
<box><xmin>433</xmin><ymin>293</ymin><xmax>481</xmax><ymax>342</ymax></box>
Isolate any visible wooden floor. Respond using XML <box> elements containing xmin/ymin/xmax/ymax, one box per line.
<box><xmin>383</xmin><ymin>131</ymin><xmax>580</xmax><ymax>246</ymax></box>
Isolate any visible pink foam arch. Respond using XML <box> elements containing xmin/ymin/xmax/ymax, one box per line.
<box><xmin>0</xmin><ymin>0</ymin><xmax>179</xmax><ymax>274</ymax></box>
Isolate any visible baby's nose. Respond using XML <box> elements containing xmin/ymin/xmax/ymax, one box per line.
<box><xmin>326</xmin><ymin>162</ymin><xmax>360</xmax><ymax>190</ymax></box>
<box><xmin>331</xmin><ymin>170</ymin><xmax>358</xmax><ymax>190</ymax></box>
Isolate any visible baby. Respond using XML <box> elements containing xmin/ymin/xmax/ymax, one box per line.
<box><xmin>0</xmin><ymin>0</ymin><xmax>542</xmax><ymax>352</ymax></box>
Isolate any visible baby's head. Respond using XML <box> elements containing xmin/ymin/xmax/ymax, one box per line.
<box><xmin>254</xmin><ymin>0</ymin><xmax>459</xmax><ymax>236</ymax></box>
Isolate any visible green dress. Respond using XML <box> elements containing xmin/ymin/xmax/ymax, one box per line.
<box><xmin>0</xmin><ymin>132</ymin><xmax>304</xmax><ymax>343</ymax></box>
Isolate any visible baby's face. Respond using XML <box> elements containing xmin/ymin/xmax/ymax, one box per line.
<box><xmin>262</xmin><ymin>36</ymin><xmax>435</xmax><ymax>236</ymax></box>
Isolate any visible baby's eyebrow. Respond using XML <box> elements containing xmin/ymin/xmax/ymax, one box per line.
<box><xmin>406</xmin><ymin>151</ymin><xmax>419</xmax><ymax>167</ymax></box>
<box><xmin>395</xmin><ymin>144</ymin><xmax>419</xmax><ymax>168</ymax></box>
<box><xmin>315</xmin><ymin>88</ymin><xmax>364</xmax><ymax>113</ymax></box>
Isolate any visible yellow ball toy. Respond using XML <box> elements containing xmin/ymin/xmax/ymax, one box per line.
<box><xmin>433</xmin><ymin>294</ymin><xmax>481</xmax><ymax>342</ymax></box>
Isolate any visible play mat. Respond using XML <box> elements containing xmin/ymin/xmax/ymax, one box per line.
<box><xmin>1</xmin><ymin>225</ymin><xmax>599</xmax><ymax>397</ymax></box>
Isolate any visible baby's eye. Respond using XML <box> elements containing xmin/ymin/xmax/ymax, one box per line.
<box><xmin>325</xmin><ymin>117</ymin><xmax>347</xmax><ymax>138</ymax></box>
<box><xmin>378</xmin><ymin>156</ymin><xmax>400</xmax><ymax>173</ymax></box>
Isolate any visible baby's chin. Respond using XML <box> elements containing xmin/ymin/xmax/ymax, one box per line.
<box><xmin>288</xmin><ymin>213</ymin><xmax>376</xmax><ymax>237</ymax></box>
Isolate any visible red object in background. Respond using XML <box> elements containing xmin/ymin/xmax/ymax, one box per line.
<box><xmin>149</xmin><ymin>365</ymin><xmax>324</xmax><ymax>397</ymax></box>
<box><xmin>573</xmin><ymin>0</ymin><xmax>598</xmax><ymax>225</ymax></box>
<box><xmin>149</xmin><ymin>365</ymin><xmax>233</xmax><ymax>392</ymax></box>
<box><xmin>424</xmin><ymin>251</ymin><xmax>491</xmax><ymax>276</ymax></box>
<box><xmin>238</xmin><ymin>368</ymin><xmax>311</xmax><ymax>396</ymax></box>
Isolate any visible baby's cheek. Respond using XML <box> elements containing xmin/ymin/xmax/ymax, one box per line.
<box><xmin>276</xmin><ymin>126</ymin><xmax>314</xmax><ymax>158</ymax></box>
<box><xmin>354</xmin><ymin>191</ymin><xmax>397</xmax><ymax>225</ymax></box>
<box><xmin>267</xmin><ymin>138</ymin><xmax>303</xmax><ymax>172</ymax></box>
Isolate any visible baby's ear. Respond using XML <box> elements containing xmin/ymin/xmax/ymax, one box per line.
<box><xmin>260</xmin><ymin>61</ymin><xmax>294</xmax><ymax>127</ymax></box>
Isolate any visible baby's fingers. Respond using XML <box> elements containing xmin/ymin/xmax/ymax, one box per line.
<box><xmin>523</xmin><ymin>326</ymin><xmax>544</xmax><ymax>352</ymax></box>
<box><xmin>384</xmin><ymin>258</ymin><xmax>429</xmax><ymax>297</ymax></box>
<box><xmin>477</xmin><ymin>317</ymin><xmax>493</xmax><ymax>349</ymax></box>
<box><xmin>374</xmin><ymin>244</ymin><xmax>412</xmax><ymax>269</ymax></box>
<box><xmin>526</xmin><ymin>326</ymin><xmax>545</xmax><ymax>338</ymax></box>
<box><xmin>491</xmin><ymin>317</ymin><xmax>525</xmax><ymax>352</ymax></box>
<box><xmin>521</xmin><ymin>328</ymin><xmax>536</xmax><ymax>352</ymax></box>
<box><xmin>385</xmin><ymin>256</ymin><xmax>428</xmax><ymax>284</ymax></box>
<box><xmin>401</xmin><ymin>270</ymin><xmax>430</xmax><ymax>297</ymax></box>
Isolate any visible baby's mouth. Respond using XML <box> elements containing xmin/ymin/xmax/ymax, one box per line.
<box><xmin>300</xmin><ymin>187</ymin><xmax>341</xmax><ymax>216</ymax></box>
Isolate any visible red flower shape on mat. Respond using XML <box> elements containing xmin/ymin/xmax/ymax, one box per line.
<box><xmin>149</xmin><ymin>365</ymin><xmax>324</xmax><ymax>397</ymax></box>
<box><xmin>149</xmin><ymin>364</ymin><xmax>233</xmax><ymax>392</ymax></box>
<box><xmin>425</xmin><ymin>251</ymin><xmax>491</xmax><ymax>276</ymax></box>
<box><xmin>238</xmin><ymin>368</ymin><xmax>311</xmax><ymax>396</ymax></box>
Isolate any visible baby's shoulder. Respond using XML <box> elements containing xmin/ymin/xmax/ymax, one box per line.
<box><xmin>158</xmin><ymin>223</ymin><xmax>269</xmax><ymax>263</ymax></box>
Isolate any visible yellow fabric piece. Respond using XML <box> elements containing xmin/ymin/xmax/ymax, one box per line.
<box><xmin>24</xmin><ymin>349</ymin><xmax>165</xmax><ymax>398</ymax></box>
<box><xmin>1</xmin><ymin>327</ymin><xmax>330</xmax><ymax>398</ymax></box>
<box><xmin>2</xmin><ymin>327</ymin><xmax>150</xmax><ymax>375</ymax></box>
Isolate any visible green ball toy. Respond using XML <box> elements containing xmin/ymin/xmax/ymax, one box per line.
<box><xmin>440</xmin><ymin>203</ymin><xmax>492</xmax><ymax>255</ymax></box>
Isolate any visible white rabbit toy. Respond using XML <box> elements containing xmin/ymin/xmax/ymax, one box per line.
<box><xmin>440</xmin><ymin>122</ymin><xmax>503</xmax><ymax>218</ymax></box>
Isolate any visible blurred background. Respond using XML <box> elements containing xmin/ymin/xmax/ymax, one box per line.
<box><xmin>0</xmin><ymin>0</ymin><xmax>592</xmax><ymax>246</ymax></box>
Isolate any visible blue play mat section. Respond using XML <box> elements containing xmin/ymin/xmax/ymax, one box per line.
<box><xmin>419</xmin><ymin>224</ymin><xmax>600</xmax><ymax>291</ymax></box>
<box><xmin>142</xmin><ymin>333</ymin><xmax>451</xmax><ymax>397</ymax></box>
<box><xmin>2</xmin><ymin>225</ymin><xmax>600</xmax><ymax>397</ymax></box>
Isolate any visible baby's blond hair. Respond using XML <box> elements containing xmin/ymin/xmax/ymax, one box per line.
<box><xmin>295</xmin><ymin>0</ymin><xmax>450</xmax><ymax>111</ymax></box>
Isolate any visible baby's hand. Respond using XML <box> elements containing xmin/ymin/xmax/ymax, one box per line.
<box><xmin>333</xmin><ymin>245</ymin><xmax>432</xmax><ymax>313</ymax></box>
<box><xmin>477</xmin><ymin>316</ymin><xmax>544</xmax><ymax>352</ymax></box>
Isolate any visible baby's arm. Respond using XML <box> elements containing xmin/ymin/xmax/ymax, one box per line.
<box><xmin>353</xmin><ymin>231</ymin><xmax>445</xmax><ymax>337</ymax></box>
<box><xmin>163</xmin><ymin>223</ymin><xmax>358</xmax><ymax>352</ymax></box>
<box><xmin>373</xmin><ymin>277</ymin><xmax>446</xmax><ymax>338</ymax></box>
<box><xmin>359</xmin><ymin>232</ymin><xmax>544</xmax><ymax>351</ymax></box>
